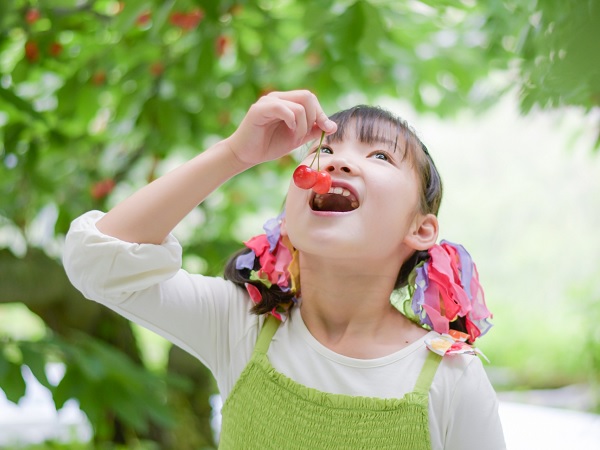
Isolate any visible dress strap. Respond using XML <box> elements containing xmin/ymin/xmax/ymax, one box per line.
<box><xmin>254</xmin><ymin>315</ymin><xmax>281</xmax><ymax>355</ymax></box>
<box><xmin>413</xmin><ymin>351</ymin><xmax>443</xmax><ymax>395</ymax></box>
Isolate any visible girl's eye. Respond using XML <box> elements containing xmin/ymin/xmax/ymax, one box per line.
<box><xmin>370</xmin><ymin>151</ymin><xmax>391</xmax><ymax>162</ymax></box>
<box><xmin>309</xmin><ymin>145</ymin><xmax>332</xmax><ymax>155</ymax></box>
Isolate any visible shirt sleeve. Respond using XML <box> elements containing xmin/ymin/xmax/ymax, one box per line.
<box><xmin>62</xmin><ymin>210</ymin><xmax>258</xmax><ymax>380</ymax></box>
<box><xmin>443</xmin><ymin>357</ymin><xmax>506</xmax><ymax>450</ymax></box>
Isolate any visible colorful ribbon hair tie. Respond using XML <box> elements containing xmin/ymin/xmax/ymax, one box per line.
<box><xmin>406</xmin><ymin>240</ymin><xmax>493</xmax><ymax>356</ymax></box>
<box><xmin>235</xmin><ymin>212</ymin><xmax>299</xmax><ymax>321</ymax></box>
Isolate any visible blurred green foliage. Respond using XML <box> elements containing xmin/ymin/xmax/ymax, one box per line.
<box><xmin>1</xmin><ymin>334</ymin><xmax>185</xmax><ymax>439</ymax></box>
<box><xmin>0</xmin><ymin>0</ymin><xmax>598</xmax><ymax>447</ymax></box>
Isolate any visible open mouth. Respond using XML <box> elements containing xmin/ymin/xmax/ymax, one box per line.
<box><xmin>310</xmin><ymin>186</ymin><xmax>359</xmax><ymax>213</ymax></box>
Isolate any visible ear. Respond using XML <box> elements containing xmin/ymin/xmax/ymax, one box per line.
<box><xmin>404</xmin><ymin>213</ymin><xmax>438</xmax><ymax>251</ymax></box>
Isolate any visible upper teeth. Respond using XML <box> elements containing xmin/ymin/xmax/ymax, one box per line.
<box><xmin>330</xmin><ymin>187</ymin><xmax>351</xmax><ymax>196</ymax></box>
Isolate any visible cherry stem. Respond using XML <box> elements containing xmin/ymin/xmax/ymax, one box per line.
<box><xmin>308</xmin><ymin>130</ymin><xmax>326</xmax><ymax>170</ymax></box>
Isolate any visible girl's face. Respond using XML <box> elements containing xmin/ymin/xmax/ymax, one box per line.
<box><xmin>284</xmin><ymin>124</ymin><xmax>426</xmax><ymax>264</ymax></box>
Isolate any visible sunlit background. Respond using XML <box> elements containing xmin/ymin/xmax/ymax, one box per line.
<box><xmin>1</xmin><ymin>0</ymin><xmax>599</xmax><ymax>449</ymax></box>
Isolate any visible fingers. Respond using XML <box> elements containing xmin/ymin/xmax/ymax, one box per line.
<box><xmin>229</xmin><ymin>90</ymin><xmax>337</xmax><ymax>165</ymax></box>
<box><xmin>265</xmin><ymin>90</ymin><xmax>337</xmax><ymax>135</ymax></box>
<box><xmin>253</xmin><ymin>97</ymin><xmax>300</xmax><ymax>130</ymax></box>
<box><xmin>318</xmin><ymin>111</ymin><xmax>337</xmax><ymax>134</ymax></box>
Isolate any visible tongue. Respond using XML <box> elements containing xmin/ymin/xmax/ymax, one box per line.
<box><xmin>313</xmin><ymin>194</ymin><xmax>356</xmax><ymax>212</ymax></box>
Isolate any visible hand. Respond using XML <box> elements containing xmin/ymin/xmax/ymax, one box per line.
<box><xmin>223</xmin><ymin>90</ymin><xmax>337</xmax><ymax>167</ymax></box>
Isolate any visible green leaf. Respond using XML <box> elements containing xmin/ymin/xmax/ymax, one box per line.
<box><xmin>0</xmin><ymin>362</ymin><xmax>26</xmax><ymax>404</ymax></box>
<box><xmin>52</xmin><ymin>365</ymin><xmax>79</xmax><ymax>410</ymax></box>
<box><xmin>20</xmin><ymin>344</ymin><xmax>53</xmax><ymax>390</ymax></box>
<box><xmin>0</xmin><ymin>87</ymin><xmax>48</xmax><ymax>125</ymax></box>
<box><xmin>324</xmin><ymin>2</ymin><xmax>365</xmax><ymax>60</ymax></box>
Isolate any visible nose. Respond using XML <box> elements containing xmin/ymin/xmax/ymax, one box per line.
<box><xmin>324</xmin><ymin>157</ymin><xmax>357</xmax><ymax>175</ymax></box>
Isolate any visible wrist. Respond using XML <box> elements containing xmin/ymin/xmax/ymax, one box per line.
<box><xmin>205</xmin><ymin>138</ymin><xmax>256</xmax><ymax>175</ymax></box>
<box><xmin>218</xmin><ymin>137</ymin><xmax>257</xmax><ymax>173</ymax></box>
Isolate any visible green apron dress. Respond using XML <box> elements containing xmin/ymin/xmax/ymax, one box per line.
<box><xmin>220</xmin><ymin>315</ymin><xmax>442</xmax><ymax>449</ymax></box>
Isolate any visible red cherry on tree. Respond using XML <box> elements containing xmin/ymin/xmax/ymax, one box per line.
<box><xmin>91</xmin><ymin>179</ymin><xmax>116</xmax><ymax>200</ymax></box>
<box><xmin>25</xmin><ymin>41</ymin><xmax>39</xmax><ymax>62</ymax></box>
<box><xmin>49</xmin><ymin>42</ymin><xmax>63</xmax><ymax>57</ymax></box>
<box><xmin>150</xmin><ymin>62</ymin><xmax>164</xmax><ymax>76</ymax></box>
<box><xmin>293</xmin><ymin>165</ymin><xmax>317</xmax><ymax>189</ymax></box>
<box><xmin>26</xmin><ymin>9</ymin><xmax>41</xmax><ymax>24</ymax></box>
<box><xmin>169</xmin><ymin>8</ymin><xmax>204</xmax><ymax>31</ymax></box>
<box><xmin>91</xmin><ymin>70</ymin><xmax>106</xmax><ymax>86</ymax></box>
<box><xmin>216</xmin><ymin>35</ymin><xmax>231</xmax><ymax>57</ymax></box>
<box><xmin>136</xmin><ymin>11</ymin><xmax>151</xmax><ymax>26</ymax></box>
<box><xmin>312</xmin><ymin>171</ymin><xmax>332</xmax><ymax>194</ymax></box>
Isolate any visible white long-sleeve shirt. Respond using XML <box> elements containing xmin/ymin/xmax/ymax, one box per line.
<box><xmin>63</xmin><ymin>210</ymin><xmax>505</xmax><ymax>450</ymax></box>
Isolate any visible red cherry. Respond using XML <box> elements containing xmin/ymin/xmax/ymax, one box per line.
<box><xmin>49</xmin><ymin>42</ymin><xmax>63</xmax><ymax>57</ymax></box>
<box><xmin>91</xmin><ymin>179</ymin><xmax>116</xmax><ymax>200</ymax></box>
<box><xmin>169</xmin><ymin>8</ymin><xmax>204</xmax><ymax>30</ymax></box>
<box><xmin>91</xmin><ymin>70</ymin><xmax>106</xmax><ymax>86</ymax></box>
<box><xmin>169</xmin><ymin>12</ymin><xmax>184</xmax><ymax>27</ymax></box>
<box><xmin>150</xmin><ymin>61</ymin><xmax>164</xmax><ymax>76</ymax></box>
<box><xmin>216</xmin><ymin>35</ymin><xmax>231</xmax><ymax>57</ymax></box>
<box><xmin>25</xmin><ymin>41</ymin><xmax>39</xmax><ymax>62</ymax></box>
<box><xmin>26</xmin><ymin>9</ymin><xmax>41</xmax><ymax>24</ymax></box>
<box><xmin>312</xmin><ymin>171</ymin><xmax>332</xmax><ymax>194</ymax></box>
<box><xmin>136</xmin><ymin>11</ymin><xmax>151</xmax><ymax>26</ymax></box>
<box><xmin>293</xmin><ymin>165</ymin><xmax>317</xmax><ymax>189</ymax></box>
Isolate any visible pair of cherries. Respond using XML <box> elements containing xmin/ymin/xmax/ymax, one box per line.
<box><xmin>292</xmin><ymin>131</ymin><xmax>332</xmax><ymax>194</ymax></box>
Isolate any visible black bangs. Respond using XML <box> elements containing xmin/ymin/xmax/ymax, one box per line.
<box><xmin>326</xmin><ymin>105</ymin><xmax>416</xmax><ymax>161</ymax></box>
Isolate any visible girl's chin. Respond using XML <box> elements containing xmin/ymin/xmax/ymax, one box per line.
<box><xmin>289</xmin><ymin>233</ymin><xmax>364</xmax><ymax>255</ymax></box>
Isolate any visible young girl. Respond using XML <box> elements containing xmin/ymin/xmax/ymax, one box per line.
<box><xmin>63</xmin><ymin>90</ymin><xmax>505</xmax><ymax>449</ymax></box>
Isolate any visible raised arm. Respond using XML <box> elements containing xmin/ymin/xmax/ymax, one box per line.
<box><xmin>96</xmin><ymin>90</ymin><xmax>337</xmax><ymax>244</ymax></box>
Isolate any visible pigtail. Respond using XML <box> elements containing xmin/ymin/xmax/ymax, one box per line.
<box><xmin>404</xmin><ymin>241</ymin><xmax>493</xmax><ymax>345</ymax></box>
<box><xmin>224</xmin><ymin>248</ymin><xmax>296</xmax><ymax>317</ymax></box>
<box><xmin>223</xmin><ymin>212</ymin><xmax>299</xmax><ymax>321</ymax></box>
<box><xmin>396</xmin><ymin>250</ymin><xmax>471</xmax><ymax>340</ymax></box>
